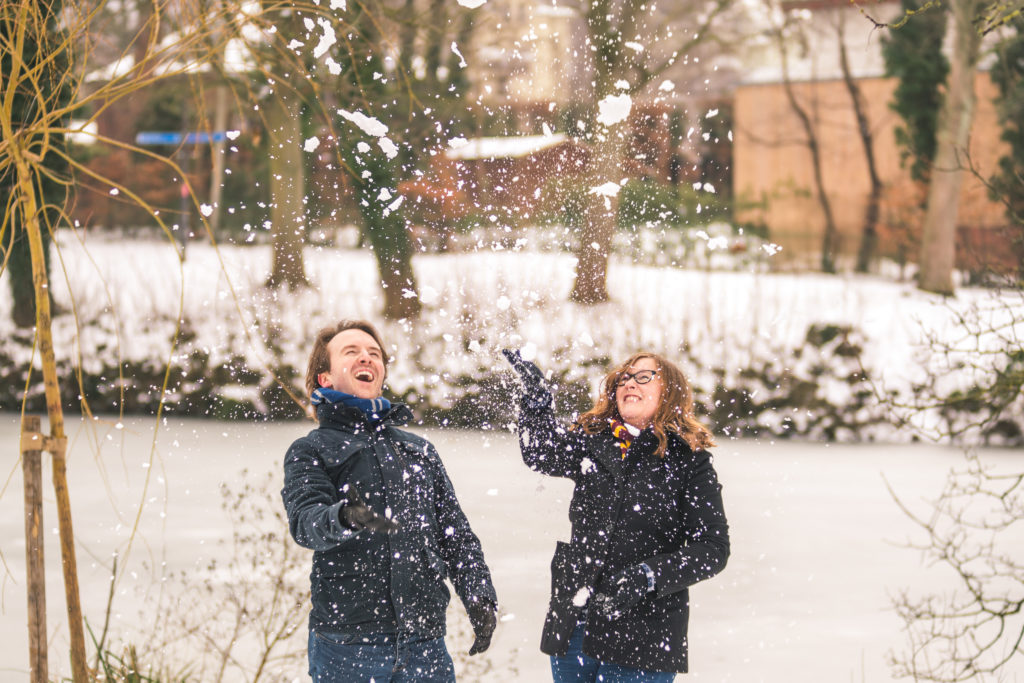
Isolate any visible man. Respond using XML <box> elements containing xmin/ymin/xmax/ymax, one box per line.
<box><xmin>282</xmin><ymin>320</ymin><xmax>497</xmax><ymax>682</ymax></box>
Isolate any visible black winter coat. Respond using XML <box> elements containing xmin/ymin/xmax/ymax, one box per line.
<box><xmin>519</xmin><ymin>405</ymin><xmax>729</xmax><ymax>674</ymax></box>
<box><xmin>282</xmin><ymin>402</ymin><xmax>496</xmax><ymax>638</ymax></box>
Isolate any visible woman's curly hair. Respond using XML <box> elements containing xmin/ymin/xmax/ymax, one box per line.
<box><xmin>575</xmin><ymin>352</ymin><xmax>715</xmax><ymax>456</ymax></box>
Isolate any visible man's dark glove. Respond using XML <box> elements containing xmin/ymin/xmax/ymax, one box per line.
<box><xmin>592</xmin><ymin>565</ymin><xmax>652</xmax><ymax>620</ymax></box>
<box><xmin>501</xmin><ymin>348</ymin><xmax>553</xmax><ymax>411</ymax></box>
<box><xmin>467</xmin><ymin>600</ymin><xmax>497</xmax><ymax>655</ymax></box>
<box><xmin>339</xmin><ymin>484</ymin><xmax>399</xmax><ymax>533</ymax></box>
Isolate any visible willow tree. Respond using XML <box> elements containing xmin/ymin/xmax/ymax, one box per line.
<box><xmin>2</xmin><ymin>1</ymin><xmax>272</xmax><ymax>678</ymax></box>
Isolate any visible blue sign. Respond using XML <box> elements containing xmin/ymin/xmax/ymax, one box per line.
<box><xmin>135</xmin><ymin>131</ymin><xmax>230</xmax><ymax>146</ymax></box>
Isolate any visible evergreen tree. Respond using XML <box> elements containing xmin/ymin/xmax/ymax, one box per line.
<box><xmin>881</xmin><ymin>0</ymin><xmax>949</xmax><ymax>183</ymax></box>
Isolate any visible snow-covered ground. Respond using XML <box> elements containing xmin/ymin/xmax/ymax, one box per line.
<box><xmin>1</xmin><ymin>232</ymin><xmax>1021</xmax><ymax>440</ymax></box>
<box><xmin>1</xmin><ymin>415</ymin><xmax>1022</xmax><ymax>682</ymax></box>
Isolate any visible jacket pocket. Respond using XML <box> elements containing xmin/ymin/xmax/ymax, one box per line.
<box><xmin>551</xmin><ymin>541</ymin><xmax>588</xmax><ymax>605</ymax></box>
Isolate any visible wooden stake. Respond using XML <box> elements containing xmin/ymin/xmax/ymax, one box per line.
<box><xmin>21</xmin><ymin>416</ymin><xmax>47</xmax><ymax>683</ymax></box>
<box><xmin>17</xmin><ymin>153</ymin><xmax>88</xmax><ymax>681</ymax></box>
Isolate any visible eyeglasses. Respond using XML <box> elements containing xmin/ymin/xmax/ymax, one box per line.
<box><xmin>616</xmin><ymin>370</ymin><xmax>658</xmax><ymax>387</ymax></box>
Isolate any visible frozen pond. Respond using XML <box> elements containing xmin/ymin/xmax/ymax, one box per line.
<box><xmin>1</xmin><ymin>414</ymin><xmax>1022</xmax><ymax>682</ymax></box>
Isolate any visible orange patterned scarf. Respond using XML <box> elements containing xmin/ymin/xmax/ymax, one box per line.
<box><xmin>609</xmin><ymin>419</ymin><xmax>632</xmax><ymax>459</ymax></box>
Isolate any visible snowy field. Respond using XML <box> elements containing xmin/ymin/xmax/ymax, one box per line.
<box><xmin>2</xmin><ymin>415</ymin><xmax>1022</xmax><ymax>682</ymax></box>
<box><xmin>2</xmin><ymin>234</ymin><xmax>1022</xmax><ymax>441</ymax></box>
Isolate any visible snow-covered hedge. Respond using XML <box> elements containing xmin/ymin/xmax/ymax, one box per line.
<box><xmin>1</xmin><ymin>235</ymin><xmax>1021</xmax><ymax>445</ymax></box>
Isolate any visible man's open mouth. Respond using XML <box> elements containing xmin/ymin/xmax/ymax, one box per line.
<box><xmin>354</xmin><ymin>370</ymin><xmax>375</xmax><ymax>382</ymax></box>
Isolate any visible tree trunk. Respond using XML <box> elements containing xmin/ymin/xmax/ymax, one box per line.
<box><xmin>570</xmin><ymin>137</ymin><xmax>626</xmax><ymax>304</ymax></box>
<box><xmin>265</xmin><ymin>93</ymin><xmax>308</xmax><ymax>289</ymax></box>
<box><xmin>917</xmin><ymin>0</ymin><xmax>983</xmax><ymax>295</ymax></box>
<box><xmin>837</xmin><ymin>18</ymin><xmax>883</xmax><ymax>273</ymax></box>
<box><xmin>207</xmin><ymin>84</ymin><xmax>230</xmax><ymax>234</ymax></box>
<box><xmin>785</xmin><ymin>81</ymin><xmax>839</xmax><ymax>273</ymax></box>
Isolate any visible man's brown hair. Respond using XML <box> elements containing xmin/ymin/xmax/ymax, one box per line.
<box><xmin>305</xmin><ymin>320</ymin><xmax>389</xmax><ymax>397</ymax></box>
<box><xmin>575</xmin><ymin>352</ymin><xmax>715</xmax><ymax>456</ymax></box>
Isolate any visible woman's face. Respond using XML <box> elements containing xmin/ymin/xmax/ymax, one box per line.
<box><xmin>614</xmin><ymin>357</ymin><xmax>662</xmax><ymax>429</ymax></box>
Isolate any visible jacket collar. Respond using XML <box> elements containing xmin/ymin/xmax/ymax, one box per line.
<box><xmin>316</xmin><ymin>400</ymin><xmax>414</xmax><ymax>433</ymax></box>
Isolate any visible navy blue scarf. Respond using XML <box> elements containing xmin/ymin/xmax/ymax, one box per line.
<box><xmin>311</xmin><ymin>387</ymin><xmax>391</xmax><ymax>422</ymax></box>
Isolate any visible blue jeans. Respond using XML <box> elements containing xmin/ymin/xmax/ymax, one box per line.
<box><xmin>308</xmin><ymin>630</ymin><xmax>456</xmax><ymax>683</ymax></box>
<box><xmin>550</xmin><ymin>625</ymin><xmax>676</xmax><ymax>683</ymax></box>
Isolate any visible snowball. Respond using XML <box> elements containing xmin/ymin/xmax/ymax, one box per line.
<box><xmin>326</xmin><ymin>57</ymin><xmax>342</xmax><ymax>75</ymax></box>
<box><xmin>519</xmin><ymin>341</ymin><xmax>537</xmax><ymax>361</ymax></box>
<box><xmin>303</xmin><ymin>136</ymin><xmax>320</xmax><ymax>152</ymax></box>
<box><xmin>572</xmin><ymin>587</ymin><xmax>592</xmax><ymax>607</ymax></box>
<box><xmin>338</xmin><ymin>109</ymin><xmax>388</xmax><ymax>137</ymax></box>
<box><xmin>658</xmin><ymin>80</ymin><xmax>675</xmax><ymax>92</ymax></box>
<box><xmin>199</xmin><ymin>204</ymin><xmax>214</xmax><ymax>217</ymax></box>
<box><xmin>580</xmin><ymin>457</ymin><xmax>596</xmax><ymax>473</ymax></box>
<box><xmin>596</xmin><ymin>94</ymin><xmax>632</xmax><ymax>126</ymax></box>
<box><xmin>356</xmin><ymin>141</ymin><xmax>371</xmax><ymax>154</ymax></box>
<box><xmin>225</xmin><ymin>130</ymin><xmax>241</xmax><ymax>140</ymax></box>
<box><xmin>496</xmin><ymin>295</ymin><xmax>511</xmax><ymax>311</ymax></box>
<box><xmin>378</xmin><ymin>188</ymin><xmax>393</xmax><ymax>202</ymax></box>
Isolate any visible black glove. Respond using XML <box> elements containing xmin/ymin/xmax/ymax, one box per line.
<box><xmin>592</xmin><ymin>565</ymin><xmax>651</xmax><ymax>620</ymax></box>
<box><xmin>501</xmin><ymin>348</ymin><xmax>553</xmax><ymax>411</ymax></box>
<box><xmin>339</xmin><ymin>484</ymin><xmax>399</xmax><ymax>533</ymax></box>
<box><xmin>467</xmin><ymin>600</ymin><xmax>497</xmax><ymax>655</ymax></box>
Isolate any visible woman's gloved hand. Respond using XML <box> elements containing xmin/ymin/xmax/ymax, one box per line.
<box><xmin>501</xmin><ymin>348</ymin><xmax>553</xmax><ymax>411</ymax></box>
<box><xmin>592</xmin><ymin>564</ymin><xmax>653</xmax><ymax>620</ymax></box>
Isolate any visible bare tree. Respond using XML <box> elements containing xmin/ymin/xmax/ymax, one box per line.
<box><xmin>766</xmin><ymin>6</ymin><xmax>840</xmax><ymax>273</ymax></box>
<box><xmin>566</xmin><ymin>0</ymin><xmax>736</xmax><ymax>303</ymax></box>
<box><xmin>836</xmin><ymin>13</ymin><xmax>883</xmax><ymax>273</ymax></box>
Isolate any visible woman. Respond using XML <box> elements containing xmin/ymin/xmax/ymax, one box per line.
<box><xmin>503</xmin><ymin>349</ymin><xmax>729</xmax><ymax>681</ymax></box>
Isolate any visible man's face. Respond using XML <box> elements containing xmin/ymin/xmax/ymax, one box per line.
<box><xmin>317</xmin><ymin>329</ymin><xmax>386</xmax><ymax>399</ymax></box>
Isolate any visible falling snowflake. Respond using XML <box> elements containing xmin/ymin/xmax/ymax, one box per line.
<box><xmin>313</xmin><ymin>19</ymin><xmax>337</xmax><ymax>59</ymax></box>
<box><xmin>596</xmin><ymin>94</ymin><xmax>632</xmax><ymax>127</ymax></box>
<box><xmin>590</xmin><ymin>181</ymin><xmax>621</xmax><ymax>197</ymax></box>
<box><xmin>572</xmin><ymin>587</ymin><xmax>592</xmax><ymax>607</ymax></box>
<box><xmin>303</xmin><ymin>136</ymin><xmax>320</xmax><ymax>152</ymax></box>
<box><xmin>338</xmin><ymin>109</ymin><xmax>388</xmax><ymax>137</ymax></box>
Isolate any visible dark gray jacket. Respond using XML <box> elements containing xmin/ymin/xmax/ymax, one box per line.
<box><xmin>519</xmin><ymin>405</ymin><xmax>729</xmax><ymax>673</ymax></box>
<box><xmin>282</xmin><ymin>401</ymin><xmax>496</xmax><ymax>637</ymax></box>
